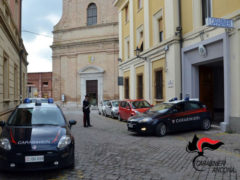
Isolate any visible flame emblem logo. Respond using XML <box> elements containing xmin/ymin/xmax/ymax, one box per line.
<box><xmin>186</xmin><ymin>134</ymin><xmax>224</xmax><ymax>171</ymax></box>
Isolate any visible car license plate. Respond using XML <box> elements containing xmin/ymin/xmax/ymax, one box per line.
<box><xmin>25</xmin><ymin>155</ymin><xmax>44</xmax><ymax>163</ymax></box>
<box><xmin>128</xmin><ymin>123</ymin><xmax>133</xmax><ymax>128</ymax></box>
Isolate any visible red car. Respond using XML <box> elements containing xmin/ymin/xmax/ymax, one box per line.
<box><xmin>118</xmin><ymin>99</ymin><xmax>152</xmax><ymax>121</ymax></box>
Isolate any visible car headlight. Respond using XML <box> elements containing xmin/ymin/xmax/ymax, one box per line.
<box><xmin>57</xmin><ymin>135</ymin><xmax>71</xmax><ymax>149</ymax></box>
<box><xmin>0</xmin><ymin>138</ymin><xmax>11</xmax><ymax>150</ymax></box>
<box><xmin>139</xmin><ymin>117</ymin><xmax>153</xmax><ymax>123</ymax></box>
<box><xmin>113</xmin><ymin>108</ymin><xmax>118</xmax><ymax>112</ymax></box>
<box><xmin>135</xmin><ymin>110</ymin><xmax>140</xmax><ymax>115</ymax></box>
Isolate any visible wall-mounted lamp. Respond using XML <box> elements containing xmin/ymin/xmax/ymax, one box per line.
<box><xmin>118</xmin><ymin>58</ymin><xmax>122</xmax><ymax>62</ymax></box>
<box><xmin>164</xmin><ymin>45</ymin><xmax>169</xmax><ymax>52</ymax></box>
<box><xmin>175</xmin><ymin>26</ymin><xmax>182</xmax><ymax>36</ymax></box>
<box><xmin>135</xmin><ymin>47</ymin><xmax>147</xmax><ymax>61</ymax></box>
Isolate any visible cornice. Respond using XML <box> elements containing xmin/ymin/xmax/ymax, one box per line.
<box><xmin>51</xmin><ymin>37</ymin><xmax>119</xmax><ymax>49</ymax></box>
<box><xmin>53</xmin><ymin>22</ymin><xmax>118</xmax><ymax>34</ymax></box>
<box><xmin>118</xmin><ymin>37</ymin><xmax>179</xmax><ymax>69</ymax></box>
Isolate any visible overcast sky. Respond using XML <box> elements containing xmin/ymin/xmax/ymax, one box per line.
<box><xmin>22</xmin><ymin>0</ymin><xmax>62</xmax><ymax>72</ymax></box>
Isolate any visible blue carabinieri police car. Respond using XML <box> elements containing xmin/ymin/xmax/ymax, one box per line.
<box><xmin>0</xmin><ymin>99</ymin><xmax>76</xmax><ymax>171</ymax></box>
<box><xmin>127</xmin><ymin>98</ymin><xmax>211</xmax><ymax>136</ymax></box>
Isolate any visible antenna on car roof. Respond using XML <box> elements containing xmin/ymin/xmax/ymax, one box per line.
<box><xmin>35</xmin><ymin>100</ymin><xmax>41</xmax><ymax>106</ymax></box>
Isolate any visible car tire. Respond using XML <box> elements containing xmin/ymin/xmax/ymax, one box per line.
<box><xmin>202</xmin><ymin>118</ymin><xmax>211</xmax><ymax>130</ymax></box>
<box><xmin>68</xmin><ymin>160</ymin><xmax>75</xmax><ymax>169</ymax></box>
<box><xmin>118</xmin><ymin>114</ymin><xmax>122</xmax><ymax>121</ymax></box>
<box><xmin>67</xmin><ymin>151</ymin><xmax>75</xmax><ymax>169</ymax></box>
<box><xmin>98</xmin><ymin>111</ymin><xmax>101</xmax><ymax>115</ymax></box>
<box><xmin>111</xmin><ymin>112</ymin><xmax>115</xmax><ymax>119</ymax></box>
<box><xmin>155</xmin><ymin>123</ymin><xmax>167</xmax><ymax>137</ymax></box>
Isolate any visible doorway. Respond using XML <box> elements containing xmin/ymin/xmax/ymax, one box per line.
<box><xmin>199</xmin><ymin>60</ymin><xmax>224</xmax><ymax>125</ymax></box>
<box><xmin>86</xmin><ymin>80</ymin><xmax>98</xmax><ymax>106</ymax></box>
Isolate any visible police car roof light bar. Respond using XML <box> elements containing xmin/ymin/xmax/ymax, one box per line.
<box><xmin>169</xmin><ymin>97</ymin><xmax>178</xmax><ymax>102</ymax></box>
<box><xmin>23</xmin><ymin>98</ymin><xmax>30</xmax><ymax>104</ymax></box>
<box><xmin>48</xmin><ymin>98</ymin><xmax>54</xmax><ymax>103</ymax></box>
<box><xmin>184</xmin><ymin>97</ymin><xmax>190</xmax><ymax>101</ymax></box>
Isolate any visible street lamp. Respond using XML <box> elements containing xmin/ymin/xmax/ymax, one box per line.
<box><xmin>135</xmin><ymin>47</ymin><xmax>147</xmax><ymax>60</ymax></box>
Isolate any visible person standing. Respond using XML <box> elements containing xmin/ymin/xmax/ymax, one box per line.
<box><xmin>83</xmin><ymin>95</ymin><xmax>92</xmax><ymax>127</ymax></box>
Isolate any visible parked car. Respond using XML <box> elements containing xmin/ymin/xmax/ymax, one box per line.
<box><xmin>98</xmin><ymin>100</ymin><xmax>109</xmax><ymax>115</ymax></box>
<box><xmin>118</xmin><ymin>99</ymin><xmax>152</xmax><ymax>121</ymax></box>
<box><xmin>105</xmin><ymin>100</ymin><xmax>120</xmax><ymax>118</ymax></box>
<box><xmin>0</xmin><ymin>100</ymin><xmax>76</xmax><ymax>171</ymax></box>
<box><xmin>127</xmin><ymin>98</ymin><xmax>211</xmax><ymax>136</ymax></box>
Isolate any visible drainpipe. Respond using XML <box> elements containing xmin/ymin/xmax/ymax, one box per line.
<box><xmin>178</xmin><ymin>0</ymin><xmax>183</xmax><ymax>99</ymax></box>
<box><xmin>19</xmin><ymin>0</ymin><xmax>23</xmax><ymax>103</ymax></box>
<box><xmin>20</xmin><ymin>56</ymin><xmax>22</xmax><ymax>103</ymax></box>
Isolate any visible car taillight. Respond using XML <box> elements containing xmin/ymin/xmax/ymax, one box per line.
<box><xmin>202</xmin><ymin>105</ymin><xmax>207</xmax><ymax>111</ymax></box>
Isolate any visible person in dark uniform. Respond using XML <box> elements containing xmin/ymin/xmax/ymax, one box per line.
<box><xmin>83</xmin><ymin>95</ymin><xmax>92</xmax><ymax>127</ymax></box>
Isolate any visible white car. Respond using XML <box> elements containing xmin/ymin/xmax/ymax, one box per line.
<box><xmin>98</xmin><ymin>100</ymin><xmax>109</xmax><ymax>116</ymax></box>
<box><xmin>105</xmin><ymin>100</ymin><xmax>120</xmax><ymax>119</ymax></box>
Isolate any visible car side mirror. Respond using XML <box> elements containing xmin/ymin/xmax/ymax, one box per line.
<box><xmin>69</xmin><ymin>120</ymin><xmax>77</xmax><ymax>128</ymax></box>
<box><xmin>0</xmin><ymin>121</ymin><xmax>5</xmax><ymax>127</ymax></box>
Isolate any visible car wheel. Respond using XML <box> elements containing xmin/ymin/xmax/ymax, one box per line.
<box><xmin>155</xmin><ymin>123</ymin><xmax>167</xmax><ymax>137</ymax></box>
<box><xmin>118</xmin><ymin>114</ymin><xmax>122</xmax><ymax>121</ymax></box>
<box><xmin>67</xmin><ymin>151</ymin><xmax>75</xmax><ymax>169</ymax></box>
<box><xmin>202</xmin><ymin>119</ymin><xmax>211</xmax><ymax>130</ymax></box>
<box><xmin>98</xmin><ymin>111</ymin><xmax>101</xmax><ymax>115</ymax></box>
<box><xmin>111</xmin><ymin>112</ymin><xmax>115</xmax><ymax>119</ymax></box>
<box><xmin>68</xmin><ymin>160</ymin><xmax>75</xmax><ymax>169</ymax></box>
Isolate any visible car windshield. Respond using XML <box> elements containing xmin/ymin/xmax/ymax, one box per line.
<box><xmin>149</xmin><ymin>103</ymin><xmax>173</xmax><ymax>113</ymax></box>
<box><xmin>103</xmin><ymin>101</ymin><xmax>109</xmax><ymax>105</ymax></box>
<box><xmin>131</xmin><ymin>101</ymin><xmax>151</xmax><ymax>109</ymax></box>
<box><xmin>112</xmin><ymin>101</ymin><xmax>119</xmax><ymax>107</ymax></box>
<box><xmin>7</xmin><ymin>107</ymin><xmax>65</xmax><ymax>126</ymax></box>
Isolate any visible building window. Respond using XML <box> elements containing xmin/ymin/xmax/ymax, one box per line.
<box><xmin>125</xmin><ymin>4</ymin><xmax>129</xmax><ymax>23</ymax></box>
<box><xmin>125</xmin><ymin>37</ymin><xmax>130</xmax><ymax>60</ymax></box>
<box><xmin>124</xmin><ymin>78</ymin><xmax>129</xmax><ymax>99</ymax></box>
<box><xmin>137</xmin><ymin>74</ymin><xmax>143</xmax><ymax>99</ymax></box>
<box><xmin>3</xmin><ymin>56</ymin><xmax>9</xmax><ymax>100</ymax></box>
<box><xmin>137</xmin><ymin>26</ymin><xmax>144</xmax><ymax>53</ymax></box>
<box><xmin>138</xmin><ymin>0</ymin><xmax>142</xmax><ymax>10</ymax></box>
<box><xmin>87</xmin><ymin>3</ymin><xmax>97</xmax><ymax>26</ymax></box>
<box><xmin>127</xmin><ymin>41</ymin><xmax>130</xmax><ymax>58</ymax></box>
<box><xmin>155</xmin><ymin>70</ymin><xmax>163</xmax><ymax>99</ymax></box>
<box><xmin>14</xmin><ymin>65</ymin><xmax>18</xmax><ymax>99</ymax></box>
<box><xmin>202</xmin><ymin>0</ymin><xmax>212</xmax><ymax>25</ymax></box>
<box><xmin>22</xmin><ymin>73</ymin><xmax>26</xmax><ymax>98</ymax></box>
<box><xmin>43</xmin><ymin>82</ymin><xmax>48</xmax><ymax>87</ymax></box>
<box><xmin>158</xmin><ymin>18</ymin><xmax>164</xmax><ymax>42</ymax></box>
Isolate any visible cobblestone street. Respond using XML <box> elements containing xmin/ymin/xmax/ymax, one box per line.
<box><xmin>0</xmin><ymin>109</ymin><xmax>239</xmax><ymax>180</ymax></box>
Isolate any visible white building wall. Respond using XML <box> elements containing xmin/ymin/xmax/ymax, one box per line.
<box><xmin>165</xmin><ymin>43</ymin><xmax>181</xmax><ymax>100</ymax></box>
<box><xmin>230</xmin><ymin>22</ymin><xmax>240</xmax><ymax>117</ymax></box>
